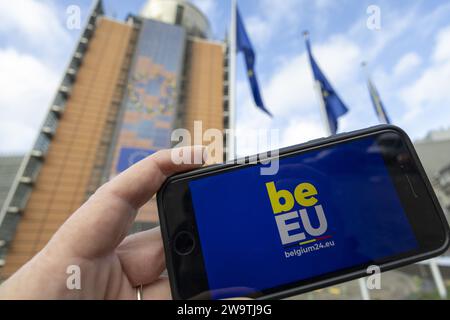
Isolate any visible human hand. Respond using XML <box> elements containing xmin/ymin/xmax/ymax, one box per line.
<box><xmin>0</xmin><ymin>146</ymin><xmax>206</xmax><ymax>299</ymax></box>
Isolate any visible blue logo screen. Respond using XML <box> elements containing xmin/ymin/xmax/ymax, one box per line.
<box><xmin>188</xmin><ymin>136</ymin><xmax>417</xmax><ymax>298</ymax></box>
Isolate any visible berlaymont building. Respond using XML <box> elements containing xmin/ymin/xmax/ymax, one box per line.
<box><xmin>0</xmin><ymin>0</ymin><xmax>448</xmax><ymax>300</ymax></box>
<box><xmin>0</xmin><ymin>0</ymin><xmax>229</xmax><ymax>278</ymax></box>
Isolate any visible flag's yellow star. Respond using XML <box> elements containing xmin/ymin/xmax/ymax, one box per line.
<box><xmin>248</xmin><ymin>69</ymin><xmax>254</xmax><ymax>77</ymax></box>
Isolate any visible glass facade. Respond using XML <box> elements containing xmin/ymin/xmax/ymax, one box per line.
<box><xmin>110</xmin><ymin>18</ymin><xmax>186</xmax><ymax>175</ymax></box>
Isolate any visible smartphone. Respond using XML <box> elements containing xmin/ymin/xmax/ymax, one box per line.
<box><xmin>157</xmin><ymin>125</ymin><xmax>449</xmax><ymax>300</ymax></box>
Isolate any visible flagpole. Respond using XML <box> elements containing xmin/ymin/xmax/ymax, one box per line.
<box><xmin>303</xmin><ymin>31</ymin><xmax>331</xmax><ymax>136</ymax></box>
<box><xmin>227</xmin><ymin>0</ymin><xmax>237</xmax><ymax>161</ymax></box>
<box><xmin>361</xmin><ymin>61</ymin><xmax>389</xmax><ymax>124</ymax></box>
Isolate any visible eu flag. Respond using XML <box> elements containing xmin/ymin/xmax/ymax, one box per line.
<box><xmin>116</xmin><ymin>147</ymin><xmax>155</xmax><ymax>173</ymax></box>
<box><xmin>236</xmin><ymin>8</ymin><xmax>272</xmax><ymax>117</ymax></box>
<box><xmin>367</xmin><ymin>78</ymin><xmax>391</xmax><ymax>124</ymax></box>
<box><xmin>305</xmin><ymin>37</ymin><xmax>348</xmax><ymax>134</ymax></box>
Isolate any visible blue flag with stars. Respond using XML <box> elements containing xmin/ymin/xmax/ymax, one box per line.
<box><xmin>305</xmin><ymin>37</ymin><xmax>348</xmax><ymax>134</ymax></box>
<box><xmin>236</xmin><ymin>7</ymin><xmax>272</xmax><ymax>117</ymax></box>
<box><xmin>367</xmin><ymin>78</ymin><xmax>391</xmax><ymax>124</ymax></box>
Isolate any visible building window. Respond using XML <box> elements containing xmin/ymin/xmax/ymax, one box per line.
<box><xmin>175</xmin><ymin>5</ymin><xmax>184</xmax><ymax>25</ymax></box>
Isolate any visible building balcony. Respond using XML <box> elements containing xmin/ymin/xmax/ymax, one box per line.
<box><xmin>30</xmin><ymin>150</ymin><xmax>44</xmax><ymax>160</ymax></box>
<box><xmin>50</xmin><ymin>105</ymin><xmax>64</xmax><ymax>118</ymax></box>
<box><xmin>18</xmin><ymin>176</ymin><xmax>33</xmax><ymax>185</ymax></box>
<box><xmin>6</xmin><ymin>206</ymin><xmax>20</xmax><ymax>214</ymax></box>
<box><xmin>41</xmin><ymin>126</ymin><xmax>55</xmax><ymax>138</ymax></box>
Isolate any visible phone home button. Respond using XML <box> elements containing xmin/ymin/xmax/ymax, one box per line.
<box><xmin>173</xmin><ymin>231</ymin><xmax>195</xmax><ymax>256</ymax></box>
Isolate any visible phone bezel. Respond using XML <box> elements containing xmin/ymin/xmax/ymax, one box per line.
<box><xmin>157</xmin><ymin>125</ymin><xmax>450</xmax><ymax>300</ymax></box>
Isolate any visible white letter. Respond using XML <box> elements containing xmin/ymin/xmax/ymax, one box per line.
<box><xmin>203</xmin><ymin>127</ymin><xmax>224</xmax><ymax>164</ymax></box>
<box><xmin>66</xmin><ymin>265</ymin><xmax>81</xmax><ymax>290</ymax></box>
<box><xmin>366</xmin><ymin>5</ymin><xmax>381</xmax><ymax>30</ymax></box>
<box><xmin>66</xmin><ymin>5</ymin><xmax>81</xmax><ymax>30</ymax></box>
<box><xmin>300</xmin><ymin>205</ymin><xmax>328</xmax><ymax>236</ymax></box>
<box><xmin>193</xmin><ymin>121</ymin><xmax>203</xmax><ymax>164</ymax></box>
<box><xmin>171</xmin><ymin>128</ymin><xmax>191</xmax><ymax>164</ymax></box>
<box><xmin>366</xmin><ymin>265</ymin><xmax>381</xmax><ymax>289</ymax></box>
<box><xmin>259</xmin><ymin>129</ymin><xmax>280</xmax><ymax>176</ymax></box>
<box><xmin>275</xmin><ymin>211</ymin><xmax>305</xmax><ymax>245</ymax></box>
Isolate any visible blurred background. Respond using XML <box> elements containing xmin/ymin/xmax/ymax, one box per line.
<box><xmin>0</xmin><ymin>0</ymin><xmax>449</xmax><ymax>299</ymax></box>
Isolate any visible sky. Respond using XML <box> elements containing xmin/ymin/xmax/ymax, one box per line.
<box><xmin>1</xmin><ymin>0</ymin><xmax>450</xmax><ymax>156</ymax></box>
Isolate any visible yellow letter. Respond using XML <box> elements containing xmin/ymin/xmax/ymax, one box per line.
<box><xmin>294</xmin><ymin>183</ymin><xmax>318</xmax><ymax>207</ymax></box>
<box><xmin>266</xmin><ymin>182</ymin><xmax>294</xmax><ymax>214</ymax></box>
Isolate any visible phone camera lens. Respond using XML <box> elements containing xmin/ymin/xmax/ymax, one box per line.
<box><xmin>173</xmin><ymin>231</ymin><xmax>195</xmax><ymax>255</ymax></box>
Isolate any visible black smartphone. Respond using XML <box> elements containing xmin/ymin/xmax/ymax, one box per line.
<box><xmin>157</xmin><ymin>125</ymin><xmax>449</xmax><ymax>300</ymax></box>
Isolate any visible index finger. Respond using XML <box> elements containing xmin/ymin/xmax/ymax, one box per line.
<box><xmin>51</xmin><ymin>146</ymin><xmax>206</xmax><ymax>258</ymax></box>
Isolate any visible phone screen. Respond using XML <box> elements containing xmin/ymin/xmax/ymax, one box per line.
<box><xmin>187</xmin><ymin>134</ymin><xmax>419</xmax><ymax>299</ymax></box>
